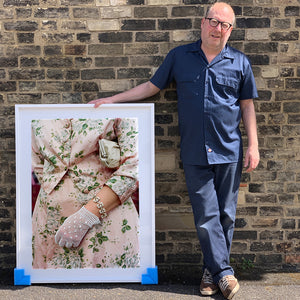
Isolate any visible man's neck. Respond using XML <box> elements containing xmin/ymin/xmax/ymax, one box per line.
<box><xmin>200</xmin><ymin>44</ymin><xmax>223</xmax><ymax>64</ymax></box>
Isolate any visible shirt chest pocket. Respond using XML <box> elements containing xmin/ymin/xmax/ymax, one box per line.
<box><xmin>215</xmin><ymin>76</ymin><xmax>240</xmax><ymax>99</ymax></box>
<box><xmin>216</xmin><ymin>76</ymin><xmax>239</xmax><ymax>90</ymax></box>
<box><xmin>177</xmin><ymin>75</ymin><xmax>202</xmax><ymax>98</ymax></box>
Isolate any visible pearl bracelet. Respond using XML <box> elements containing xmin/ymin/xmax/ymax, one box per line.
<box><xmin>92</xmin><ymin>196</ymin><xmax>108</xmax><ymax>219</ymax></box>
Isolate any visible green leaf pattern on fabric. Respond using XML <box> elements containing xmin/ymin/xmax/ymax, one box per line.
<box><xmin>31</xmin><ymin>118</ymin><xmax>140</xmax><ymax>269</ymax></box>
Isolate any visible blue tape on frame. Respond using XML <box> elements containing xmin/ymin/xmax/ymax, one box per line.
<box><xmin>14</xmin><ymin>268</ymin><xmax>31</xmax><ymax>286</ymax></box>
<box><xmin>141</xmin><ymin>266</ymin><xmax>158</xmax><ymax>285</ymax></box>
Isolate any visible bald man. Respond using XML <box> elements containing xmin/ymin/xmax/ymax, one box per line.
<box><xmin>90</xmin><ymin>2</ymin><xmax>259</xmax><ymax>299</ymax></box>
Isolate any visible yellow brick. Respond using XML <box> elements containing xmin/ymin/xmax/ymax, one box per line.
<box><xmin>110</xmin><ymin>0</ymin><xmax>127</xmax><ymax>5</ymax></box>
<box><xmin>273</xmin><ymin>0</ymin><xmax>297</xmax><ymax>4</ymax></box>
<box><xmin>100</xmin><ymin>80</ymin><xmax>132</xmax><ymax>91</ymax></box>
<box><xmin>155</xmin><ymin>152</ymin><xmax>176</xmax><ymax>171</ymax></box>
<box><xmin>237</xmin><ymin>190</ymin><xmax>246</xmax><ymax>205</ymax></box>
<box><xmin>255</xmin><ymin>76</ymin><xmax>266</xmax><ymax>89</ymax></box>
<box><xmin>87</xmin><ymin>20</ymin><xmax>120</xmax><ymax>31</ymax></box>
<box><xmin>100</xmin><ymin>7</ymin><xmax>132</xmax><ymax>19</ymax></box>
<box><xmin>246</xmin><ymin>29</ymin><xmax>269</xmax><ymax>41</ymax></box>
<box><xmin>147</xmin><ymin>0</ymin><xmax>180</xmax><ymax>5</ymax></box>
<box><xmin>173</xmin><ymin>30</ymin><xmax>199</xmax><ymax>42</ymax></box>
<box><xmin>124</xmin><ymin>43</ymin><xmax>158</xmax><ymax>55</ymax></box>
<box><xmin>95</xmin><ymin>0</ymin><xmax>110</xmax><ymax>6</ymax></box>
<box><xmin>261</xmin><ymin>66</ymin><xmax>279</xmax><ymax>78</ymax></box>
<box><xmin>156</xmin><ymin>214</ymin><xmax>195</xmax><ymax>230</ymax></box>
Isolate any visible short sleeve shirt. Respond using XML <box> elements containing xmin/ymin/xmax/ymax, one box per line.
<box><xmin>150</xmin><ymin>39</ymin><xmax>258</xmax><ymax>165</ymax></box>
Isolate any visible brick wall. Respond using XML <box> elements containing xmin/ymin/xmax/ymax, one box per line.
<box><xmin>0</xmin><ymin>0</ymin><xmax>299</xmax><ymax>284</ymax></box>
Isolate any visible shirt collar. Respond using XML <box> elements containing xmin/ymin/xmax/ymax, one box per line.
<box><xmin>188</xmin><ymin>39</ymin><xmax>235</xmax><ymax>60</ymax></box>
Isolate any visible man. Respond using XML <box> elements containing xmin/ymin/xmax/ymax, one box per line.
<box><xmin>90</xmin><ymin>2</ymin><xmax>259</xmax><ymax>299</ymax></box>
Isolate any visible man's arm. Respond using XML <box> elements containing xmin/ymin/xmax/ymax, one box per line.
<box><xmin>89</xmin><ymin>81</ymin><xmax>160</xmax><ymax>108</ymax></box>
<box><xmin>240</xmin><ymin>99</ymin><xmax>260</xmax><ymax>172</ymax></box>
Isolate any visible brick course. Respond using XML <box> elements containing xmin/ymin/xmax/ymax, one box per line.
<box><xmin>0</xmin><ymin>0</ymin><xmax>299</xmax><ymax>284</ymax></box>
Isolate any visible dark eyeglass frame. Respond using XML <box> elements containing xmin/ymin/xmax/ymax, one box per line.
<box><xmin>205</xmin><ymin>17</ymin><xmax>233</xmax><ymax>31</ymax></box>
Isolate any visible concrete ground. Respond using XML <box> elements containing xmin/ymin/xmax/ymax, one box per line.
<box><xmin>0</xmin><ymin>273</ymin><xmax>299</xmax><ymax>300</ymax></box>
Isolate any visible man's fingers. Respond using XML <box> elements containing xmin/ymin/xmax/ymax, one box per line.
<box><xmin>88</xmin><ymin>99</ymin><xmax>102</xmax><ymax>107</ymax></box>
<box><xmin>94</xmin><ymin>101</ymin><xmax>102</xmax><ymax>108</ymax></box>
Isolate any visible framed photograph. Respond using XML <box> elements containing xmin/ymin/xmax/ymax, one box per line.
<box><xmin>14</xmin><ymin>104</ymin><xmax>156</xmax><ymax>285</ymax></box>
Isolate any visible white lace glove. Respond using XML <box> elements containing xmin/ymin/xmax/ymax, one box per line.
<box><xmin>55</xmin><ymin>207</ymin><xmax>100</xmax><ymax>248</ymax></box>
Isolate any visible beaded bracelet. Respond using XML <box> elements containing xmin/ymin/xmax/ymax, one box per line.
<box><xmin>92</xmin><ymin>196</ymin><xmax>108</xmax><ymax>219</ymax></box>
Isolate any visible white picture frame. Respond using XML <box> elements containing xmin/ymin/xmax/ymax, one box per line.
<box><xmin>14</xmin><ymin>104</ymin><xmax>156</xmax><ymax>285</ymax></box>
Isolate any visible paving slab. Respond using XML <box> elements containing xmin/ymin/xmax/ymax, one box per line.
<box><xmin>1</xmin><ymin>273</ymin><xmax>299</xmax><ymax>300</ymax></box>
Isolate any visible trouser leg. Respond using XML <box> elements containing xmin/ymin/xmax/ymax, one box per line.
<box><xmin>183</xmin><ymin>162</ymin><xmax>242</xmax><ymax>284</ymax></box>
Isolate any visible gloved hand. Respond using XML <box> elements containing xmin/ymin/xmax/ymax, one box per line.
<box><xmin>55</xmin><ymin>206</ymin><xmax>100</xmax><ymax>248</ymax></box>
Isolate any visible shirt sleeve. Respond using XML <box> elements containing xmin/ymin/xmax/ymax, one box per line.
<box><xmin>104</xmin><ymin>118</ymin><xmax>139</xmax><ymax>204</ymax></box>
<box><xmin>150</xmin><ymin>48</ymin><xmax>176</xmax><ymax>90</ymax></box>
<box><xmin>239</xmin><ymin>55</ymin><xmax>258</xmax><ymax>101</ymax></box>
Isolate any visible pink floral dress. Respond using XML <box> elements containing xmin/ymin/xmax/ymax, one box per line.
<box><xmin>31</xmin><ymin>118</ymin><xmax>139</xmax><ymax>269</ymax></box>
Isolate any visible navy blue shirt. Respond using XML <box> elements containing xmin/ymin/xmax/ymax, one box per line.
<box><xmin>150</xmin><ymin>39</ymin><xmax>258</xmax><ymax>165</ymax></box>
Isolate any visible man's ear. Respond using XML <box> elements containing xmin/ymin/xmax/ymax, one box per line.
<box><xmin>201</xmin><ymin>17</ymin><xmax>206</xmax><ymax>28</ymax></box>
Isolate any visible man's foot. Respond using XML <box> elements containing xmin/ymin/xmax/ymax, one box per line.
<box><xmin>218</xmin><ymin>275</ymin><xmax>240</xmax><ymax>299</ymax></box>
<box><xmin>200</xmin><ymin>268</ymin><xmax>219</xmax><ymax>296</ymax></box>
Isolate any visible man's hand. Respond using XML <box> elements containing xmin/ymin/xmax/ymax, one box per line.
<box><xmin>244</xmin><ymin>146</ymin><xmax>260</xmax><ymax>172</ymax></box>
<box><xmin>88</xmin><ymin>97</ymin><xmax>114</xmax><ymax>108</ymax></box>
<box><xmin>240</xmin><ymin>99</ymin><xmax>259</xmax><ymax>173</ymax></box>
<box><xmin>55</xmin><ymin>207</ymin><xmax>100</xmax><ymax>248</ymax></box>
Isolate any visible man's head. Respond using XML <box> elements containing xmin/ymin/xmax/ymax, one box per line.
<box><xmin>201</xmin><ymin>2</ymin><xmax>235</xmax><ymax>54</ymax></box>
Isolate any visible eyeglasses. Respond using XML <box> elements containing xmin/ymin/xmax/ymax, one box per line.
<box><xmin>205</xmin><ymin>17</ymin><xmax>233</xmax><ymax>32</ymax></box>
